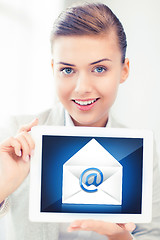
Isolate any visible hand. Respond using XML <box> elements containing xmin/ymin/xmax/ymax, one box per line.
<box><xmin>68</xmin><ymin>219</ymin><xmax>136</xmax><ymax>240</ymax></box>
<box><xmin>0</xmin><ymin>118</ymin><xmax>38</xmax><ymax>202</ymax></box>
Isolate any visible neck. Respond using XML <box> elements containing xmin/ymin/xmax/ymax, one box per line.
<box><xmin>71</xmin><ymin>117</ymin><xmax>109</xmax><ymax>128</ymax></box>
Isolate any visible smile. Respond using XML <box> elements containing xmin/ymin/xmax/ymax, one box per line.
<box><xmin>72</xmin><ymin>98</ymin><xmax>99</xmax><ymax>111</ymax></box>
<box><xmin>73</xmin><ymin>98</ymin><xmax>98</xmax><ymax>106</ymax></box>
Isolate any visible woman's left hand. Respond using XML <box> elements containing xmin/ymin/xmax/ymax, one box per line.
<box><xmin>68</xmin><ymin>220</ymin><xmax>136</xmax><ymax>240</ymax></box>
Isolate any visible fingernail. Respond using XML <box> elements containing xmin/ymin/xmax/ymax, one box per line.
<box><xmin>31</xmin><ymin>150</ymin><xmax>34</xmax><ymax>156</ymax></box>
<box><xmin>130</xmin><ymin>225</ymin><xmax>136</xmax><ymax>232</ymax></box>
<box><xmin>81</xmin><ymin>224</ymin><xmax>87</xmax><ymax>229</ymax></box>
<box><xmin>32</xmin><ymin>118</ymin><xmax>38</xmax><ymax>122</ymax></box>
<box><xmin>126</xmin><ymin>223</ymin><xmax>136</xmax><ymax>232</ymax></box>
<box><xmin>71</xmin><ymin>224</ymin><xmax>79</xmax><ymax>227</ymax></box>
<box><xmin>25</xmin><ymin>155</ymin><xmax>30</xmax><ymax>162</ymax></box>
<box><xmin>33</xmin><ymin>118</ymin><xmax>38</xmax><ymax>123</ymax></box>
<box><xmin>18</xmin><ymin>150</ymin><xmax>22</xmax><ymax>157</ymax></box>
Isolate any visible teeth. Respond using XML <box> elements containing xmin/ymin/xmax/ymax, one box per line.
<box><xmin>74</xmin><ymin>99</ymin><xmax>97</xmax><ymax>106</ymax></box>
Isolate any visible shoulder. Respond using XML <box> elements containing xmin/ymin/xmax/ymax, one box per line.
<box><xmin>109</xmin><ymin>114</ymin><xmax>127</xmax><ymax>128</ymax></box>
<box><xmin>13</xmin><ymin>102</ymin><xmax>65</xmax><ymax>127</ymax></box>
<box><xmin>0</xmin><ymin>102</ymin><xmax>65</xmax><ymax>141</ymax></box>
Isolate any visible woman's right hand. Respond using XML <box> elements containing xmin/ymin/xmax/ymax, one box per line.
<box><xmin>0</xmin><ymin>118</ymin><xmax>38</xmax><ymax>203</ymax></box>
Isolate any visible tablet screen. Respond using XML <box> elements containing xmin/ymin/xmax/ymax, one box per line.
<box><xmin>41</xmin><ymin>136</ymin><xmax>143</xmax><ymax>214</ymax></box>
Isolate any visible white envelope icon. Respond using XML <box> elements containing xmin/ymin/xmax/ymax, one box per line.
<box><xmin>62</xmin><ymin>138</ymin><xmax>123</xmax><ymax>205</ymax></box>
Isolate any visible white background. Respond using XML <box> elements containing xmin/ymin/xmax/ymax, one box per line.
<box><xmin>0</xmin><ymin>0</ymin><xmax>160</xmax><ymax>239</ymax></box>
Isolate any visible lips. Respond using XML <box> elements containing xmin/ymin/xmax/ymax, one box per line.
<box><xmin>72</xmin><ymin>98</ymin><xmax>99</xmax><ymax>111</ymax></box>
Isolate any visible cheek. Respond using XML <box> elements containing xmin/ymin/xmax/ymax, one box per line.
<box><xmin>55</xmin><ymin>74</ymin><xmax>72</xmax><ymax>100</ymax></box>
<box><xmin>98</xmin><ymin>77</ymin><xmax>120</xmax><ymax>99</ymax></box>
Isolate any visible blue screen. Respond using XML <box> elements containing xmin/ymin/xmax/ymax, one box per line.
<box><xmin>41</xmin><ymin>136</ymin><xmax>143</xmax><ymax>214</ymax></box>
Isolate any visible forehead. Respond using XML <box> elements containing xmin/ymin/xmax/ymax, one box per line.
<box><xmin>52</xmin><ymin>32</ymin><xmax>121</xmax><ymax>64</ymax></box>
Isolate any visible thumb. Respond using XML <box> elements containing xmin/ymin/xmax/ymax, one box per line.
<box><xmin>18</xmin><ymin>118</ymin><xmax>39</xmax><ymax>133</ymax></box>
<box><xmin>124</xmin><ymin>223</ymin><xmax>136</xmax><ymax>232</ymax></box>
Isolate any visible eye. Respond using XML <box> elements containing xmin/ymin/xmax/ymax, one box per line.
<box><xmin>60</xmin><ymin>67</ymin><xmax>74</xmax><ymax>75</ymax></box>
<box><xmin>93</xmin><ymin>66</ymin><xmax>107</xmax><ymax>73</ymax></box>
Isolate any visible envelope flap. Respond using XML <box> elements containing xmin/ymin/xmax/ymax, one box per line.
<box><xmin>64</xmin><ymin>138</ymin><xmax>121</xmax><ymax>167</ymax></box>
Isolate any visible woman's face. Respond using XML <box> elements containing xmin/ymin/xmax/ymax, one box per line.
<box><xmin>51</xmin><ymin>32</ymin><xmax>129</xmax><ymax>127</ymax></box>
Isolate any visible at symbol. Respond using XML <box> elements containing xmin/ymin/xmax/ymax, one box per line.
<box><xmin>79</xmin><ymin>167</ymin><xmax>103</xmax><ymax>193</ymax></box>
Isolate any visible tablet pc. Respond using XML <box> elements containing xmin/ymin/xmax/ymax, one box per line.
<box><xmin>29</xmin><ymin>126</ymin><xmax>153</xmax><ymax>223</ymax></box>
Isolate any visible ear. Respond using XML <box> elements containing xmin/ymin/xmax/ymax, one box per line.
<box><xmin>120</xmin><ymin>58</ymin><xmax>129</xmax><ymax>84</ymax></box>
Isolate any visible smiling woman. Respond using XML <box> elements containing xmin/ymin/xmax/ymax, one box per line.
<box><xmin>51</xmin><ymin>34</ymin><xmax>129</xmax><ymax>127</ymax></box>
<box><xmin>50</xmin><ymin>3</ymin><xmax>129</xmax><ymax>127</ymax></box>
<box><xmin>0</xmin><ymin>1</ymin><xmax>160</xmax><ymax>240</ymax></box>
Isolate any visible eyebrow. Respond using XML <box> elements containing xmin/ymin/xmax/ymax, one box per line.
<box><xmin>90</xmin><ymin>58</ymin><xmax>112</xmax><ymax>65</ymax></box>
<box><xmin>56</xmin><ymin>58</ymin><xmax>111</xmax><ymax>67</ymax></box>
<box><xmin>56</xmin><ymin>62</ymin><xmax>75</xmax><ymax>67</ymax></box>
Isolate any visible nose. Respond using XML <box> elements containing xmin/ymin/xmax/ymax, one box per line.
<box><xmin>74</xmin><ymin>72</ymin><xmax>92</xmax><ymax>94</ymax></box>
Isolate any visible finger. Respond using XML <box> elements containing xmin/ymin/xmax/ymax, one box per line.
<box><xmin>123</xmin><ymin>222</ymin><xmax>136</xmax><ymax>232</ymax></box>
<box><xmin>68</xmin><ymin>220</ymin><xmax>83</xmax><ymax>232</ymax></box>
<box><xmin>69</xmin><ymin>219</ymin><xmax>102</xmax><ymax>232</ymax></box>
<box><xmin>68</xmin><ymin>219</ymin><xmax>124</xmax><ymax>236</ymax></box>
<box><xmin>79</xmin><ymin>220</ymin><xmax>116</xmax><ymax>235</ymax></box>
<box><xmin>1</xmin><ymin>137</ymin><xmax>22</xmax><ymax>157</ymax></box>
<box><xmin>18</xmin><ymin>118</ymin><xmax>39</xmax><ymax>133</ymax></box>
<box><xmin>19</xmin><ymin>132</ymin><xmax>35</xmax><ymax>155</ymax></box>
<box><xmin>16</xmin><ymin>134</ymin><xmax>31</xmax><ymax>162</ymax></box>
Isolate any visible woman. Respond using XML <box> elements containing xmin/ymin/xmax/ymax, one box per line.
<box><xmin>0</xmin><ymin>2</ymin><xmax>160</xmax><ymax>240</ymax></box>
